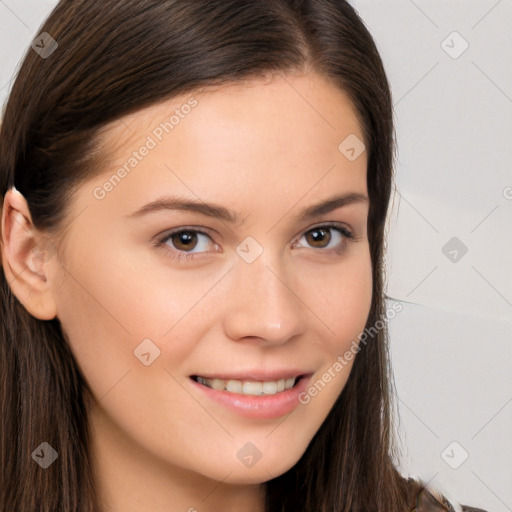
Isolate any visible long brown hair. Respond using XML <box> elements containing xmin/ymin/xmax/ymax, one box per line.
<box><xmin>0</xmin><ymin>1</ymin><xmax>419</xmax><ymax>510</ymax></box>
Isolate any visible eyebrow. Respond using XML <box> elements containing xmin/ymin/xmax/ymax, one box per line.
<box><xmin>126</xmin><ymin>192</ymin><xmax>368</xmax><ymax>224</ymax></box>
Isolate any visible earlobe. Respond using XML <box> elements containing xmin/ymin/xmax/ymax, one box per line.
<box><xmin>1</xmin><ymin>187</ymin><xmax>58</xmax><ymax>320</ymax></box>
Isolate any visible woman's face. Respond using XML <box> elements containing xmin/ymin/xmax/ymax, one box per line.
<box><xmin>45</xmin><ymin>71</ymin><xmax>372</xmax><ymax>485</ymax></box>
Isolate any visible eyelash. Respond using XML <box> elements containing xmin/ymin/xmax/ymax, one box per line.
<box><xmin>155</xmin><ymin>222</ymin><xmax>355</xmax><ymax>263</ymax></box>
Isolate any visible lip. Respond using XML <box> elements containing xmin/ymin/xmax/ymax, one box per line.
<box><xmin>189</xmin><ymin>373</ymin><xmax>313</xmax><ymax>419</ymax></box>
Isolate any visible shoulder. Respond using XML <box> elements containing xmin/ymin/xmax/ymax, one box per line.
<box><xmin>404</xmin><ymin>476</ymin><xmax>489</xmax><ymax>512</ymax></box>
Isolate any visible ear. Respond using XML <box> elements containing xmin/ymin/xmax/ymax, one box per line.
<box><xmin>1</xmin><ymin>187</ymin><xmax>58</xmax><ymax>320</ymax></box>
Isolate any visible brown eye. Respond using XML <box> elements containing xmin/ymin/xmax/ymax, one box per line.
<box><xmin>293</xmin><ymin>224</ymin><xmax>353</xmax><ymax>252</ymax></box>
<box><xmin>170</xmin><ymin>231</ymin><xmax>198</xmax><ymax>251</ymax></box>
<box><xmin>160</xmin><ymin>229</ymin><xmax>215</xmax><ymax>255</ymax></box>
<box><xmin>305</xmin><ymin>227</ymin><xmax>332</xmax><ymax>248</ymax></box>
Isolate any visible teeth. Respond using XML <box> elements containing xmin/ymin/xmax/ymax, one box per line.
<box><xmin>195</xmin><ymin>376</ymin><xmax>297</xmax><ymax>395</ymax></box>
<box><xmin>211</xmin><ymin>378</ymin><xmax>226</xmax><ymax>391</ymax></box>
<box><xmin>262</xmin><ymin>381</ymin><xmax>277</xmax><ymax>394</ymax></box>
<box><xmin>226</xmin><ymin>379</ymin><xmax>243</xmax><ymax>393</ymax></box>
<box><xmin>242</xmin><ymin>381</ymin><xmax>262</xmax><ymax>395</ymax></box>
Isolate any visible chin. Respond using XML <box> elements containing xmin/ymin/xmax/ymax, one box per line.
<box><xmin>214</xmin><ymin>454</ymin><xmax>301</xmax><ymax>486</ymax></box>
<box><xmin>212</xmin><ymin>467</ymin><xmax>284</xmax><ymax>486</ymax></box>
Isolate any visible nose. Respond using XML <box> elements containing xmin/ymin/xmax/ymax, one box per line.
<box><xmin>222</xmin><ymin>251</ymin><xmax>307</xmax><ymax>346</ymax></box>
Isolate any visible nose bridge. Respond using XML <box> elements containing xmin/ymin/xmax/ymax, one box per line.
<box><xmin>222</xmin><ymin>239</ymin><xmax>306</xmax><ymax>344</ymax></box>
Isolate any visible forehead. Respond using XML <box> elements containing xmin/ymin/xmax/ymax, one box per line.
<box><xmin>76</xmin><ymin>71</ymin><xmax>368</xmax><ymax>226</ymax></box>
<box><xmin>99</xmin><ymin>71</ymin><xmax>365</xmax><ymax>165</ymax></box>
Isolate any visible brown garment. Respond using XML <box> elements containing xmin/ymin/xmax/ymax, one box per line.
<box><xmin>405</xmin><ymin>477</ymin><xmax>489</xmax><ymax>512</ymax></box>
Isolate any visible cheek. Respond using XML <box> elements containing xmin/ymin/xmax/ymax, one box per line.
<box><xmin>300</xmin><ymin>248</ymin><xmax>373</xmax><ymax>352</ymax></box>
<box><xmin>296</xmin><ymin>249</ymin><xmax>373</xmax><ymax>398</ymax></box>
<box><xmin>338</xmin><ymin>252</ymin><xmax>373</xmax><ymax>342</ymax></box>
<box><xmin>53</xmin><ymin>236</ymin><xmax>205</xmax><ymax>354</ymax></box>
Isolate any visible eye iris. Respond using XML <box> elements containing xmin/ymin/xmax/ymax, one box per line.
<box><xmin>172</xmin><ymin>231</ymin><xmax>197</xmax><ymax>251</ymax></box>
<box><xmin>306</xmin><ymin>227</ymin><xmax>331</xmax><ymax>248</ymax></box>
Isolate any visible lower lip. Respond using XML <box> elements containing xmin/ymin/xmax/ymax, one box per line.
<box><xmin>189</xmin><ymin>374</ymin><xmax>312</xmax><ymax>419</ymax></box>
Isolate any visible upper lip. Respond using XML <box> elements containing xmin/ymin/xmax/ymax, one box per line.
<box><xmin>190</xmin><ymin>369</ymin><xmax>314</xmax><ymax>382</ymax></box>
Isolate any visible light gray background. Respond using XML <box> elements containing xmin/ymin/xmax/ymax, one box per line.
<box><xmin>1</xmin><ymin>1</ymin><xmax>510</xmax><ymax>510</ymax></box>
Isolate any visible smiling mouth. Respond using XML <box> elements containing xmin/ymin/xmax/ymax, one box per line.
<box><xmin>190</xmin><ymin>374</ymin><xmax>306</xmax><ymax>396</ymax></box>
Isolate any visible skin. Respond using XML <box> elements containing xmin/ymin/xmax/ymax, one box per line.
<box><xmin>1</xmin><ymin>70</ymin><xmax>372</xmax><ymax>512</ymax></box>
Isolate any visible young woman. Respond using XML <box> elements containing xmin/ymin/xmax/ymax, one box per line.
<box><xmin>0</xmin><ymin>1</ymin><xmax>489</xmax><ymax>511</ymax></box>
